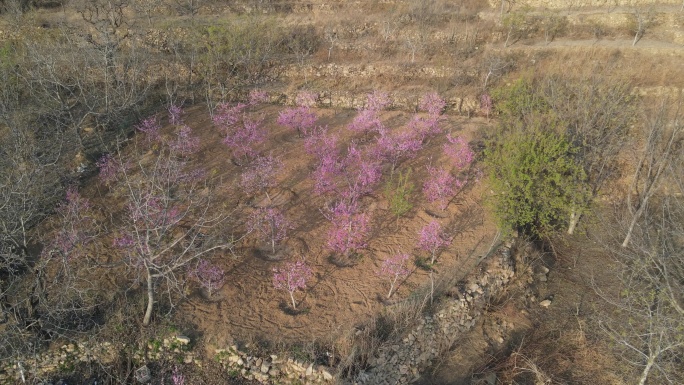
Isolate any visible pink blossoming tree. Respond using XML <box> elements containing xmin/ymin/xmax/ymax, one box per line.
<box><xmin>273</xmin><ymin>260</ymin><xmax>313</xmax><ymax>309</ymax></box>
<box><xmin>221</xmin><ymin>117</ymin><xmax>267</xmax><ymax>164</ymax></box>
<box><xmin>111</xmin><ymin>117</ymin><xmax>233</xmax><ymax>326</ymax></box>
<box><xmin>443</xmin><ymin>134</ymin><xmax>475</xmax><ymax>170</ymax></box>
<box><xmin>349</xmin><ymin>91</ymin><xmax>390</xmax><ymax>133</ymax></box>
<box><xmin>423</xmin><ymin>166</ymin><xmax>463</xmax><ymax>210</ymax></box>
<box><xmin>240</xmin><ymin>154</ymin><xmax>284</xmax><ymax>202</ymax></box>
<box><xmin>96</xmin><ymin>153</ymin><xmax>125</xmax><ymax>186</ymax></box>
<box><xmin>136</xmin><ymin>117</ymin><xmax>162</xmax><ymax>143</ymax></box>
<box><xmin>373</xmin><ymin>129</ymin><xmax>423</xmax><ymax>173</ymax></box>
<box><xmin>324</xmin><ymin>201</ymin><xmax>370</xmax><ymax>257</ymax></box>
<box><xmin>409</xmin><ymin>92</ymin><xmax>447</xmax><ymax>139</ymax></box>
<box><xmin>417</xmin><ymin>220</ymin><xmax>451</xmax><ymax>264</ymax></box>
<box><xmin>249</xmin><ymin>89</ymin><xmax>269</xmax><ymax>105</ymax></box>
<box><xmin>189</xmin><ymin>259</ymin><xmax>226</xmax><ymax>298</ymax></box>
<box><xmin>248</xmin><ymin>207</ymin><xmax>292</xmax><ymax>254</ymax></box>
<box><xmin>278</xmin><ymin>91</ymin><xmax>319</xmax><ymax>137</ymax></box>
<box><xmin>168</xmin><ymin>104</ymin><xmax>184</xmax><ymax>126</ymax></box>
<box><xmin>41</xmin><ymin>187</ymin><xmax>98</xmax><ymax>262</ymax></box>
<box><xmin>378</xmin><ymin>253</ymin><xmax>411</xmax><ymax>298</ymax></box>
<box><xmin>480</xmin><ymin>93</ymin><xmax>493</xmax><ymax>119</ymax></box>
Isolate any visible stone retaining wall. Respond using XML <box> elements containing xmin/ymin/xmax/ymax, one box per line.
<box><xmin>350</xmin><ymin>242</ymin><xmax>515</xmax><ymax>385</ymax></box>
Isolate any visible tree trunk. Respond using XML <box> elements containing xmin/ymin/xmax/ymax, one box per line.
<box><xmin>623</xmin><ymin>200</ymin><xmax>648</xmax><ymax>247</ymax></box>
<box><xmin>289</xmin><ymin>291</ymin><xmax>296</xmax><ymax>310</ymax></box>
<box><xmin>567</xmin><ymin>210</ymin><xmax>580</xmax><ymax>235</ymax></box>
<box><xmin>637</xmin><ymin>355</ymin><xmax>655</xmax><ymax>385</ymax></box>
<box><xmin>143</xmin><ymin>270</ymin><xmax>154</xmax><ymax>326</ymax></box>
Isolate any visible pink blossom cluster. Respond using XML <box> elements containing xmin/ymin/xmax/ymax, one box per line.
<box><xmin>189</xmin><ymin>259</ymin><xmax>226</xmax><ymax>297</ymax></box>
<box><xmin>295</xmin><ymin>91</ymin><xmax>319</xmax><ymax>108</ymax></box>
<box><xmin>306</xmin><ymin>131</ymin><xmax>381</xmax><ymax>200</ymax></box>
<box><xmin>42</xmin><ymin>187</ymin><xmax>96</xmax><ymax>261</ymax></box>
<box><xmin>172</xmin><ymin>366</ymin><xmax>185</xmax><ymax>385</ymax></box>
<box><xmin>277</xmin><ymin>106</ymin><xmax>318</xmax><ymax>137</ymax></box>
<box><xmin>96</xmin><ymin>153</ymin><xmax>124</xmax><ymax>186</ymax></box>
<box><xmin>136</xmin><ymin>117</ymin><xmax>162</xmax><ymax>142</ymax></box>
<box><xmin>249</xmin><ymin>90</ymin><xmax>269</xmax><ymax>105</ymax></box>
<box><xmin>409</xmin><ymin>92</ymin><xmax>447</xmax><ymax>139</ymax></box>
<box><xmin>348</xmin><ymin>91</ymin><xmax>391</xmax><ymax>133</ymax></box>
<box><xmin>419</xmin><ymin>92</ymin><xmax>446</xmax><ymax>116</ymax></box>
<box><xmin>248</xmin><ymin>207</ymin><xmax>292</xmax><ymax>253</ymax></box>
<box><xmin>240</xmin><ymin>154</ymin><xmax>283</xmax><ymax>195</ymax></box>
<box><xmin>221</xmin><ymin>117</ymin><xmax>267</xmax><ymax>162</ymax></box>
<box><xmin>212</xmin><ymin>102</ymin><xmax>247</xmax><ymax>129</ymax></box>
<box><xmin>127</xmin><ymin>192</ymin><xmax>182</xmax><ymax>229</ymax></box>
<box><xmin>168</xmin><ymin>104</ymin><xmax>184</xmax><ymax>126</ymax></box>
<box><xmin>372</xmin><ymin>129</ymin><xmax>423</xmax><ymax>169</ymax></box>
<box><xmin>273</xmin><ymin>260</ymin><xmax>313</xmax><ymax>309</ymax></box>
<box><xmin>304</xmin><ymin>126</ymin><xmax>338</xmax><ymax>160</ymax></box>
<box><xmin>423</xmin><ymin>166</ymin><xmax>463</xmax><ymax>210</ymax></box>
<box><xmin>169</xmin><ymin>125</ymin><xmax>201</xmax><ymax>157</ymax></box>
<box><xmin>417</xmin><ymin>220</ymin><xmax>451</xmax><ymax>264</ymax></box>
<box><xmin>443</xmin><ymin>134</ymin><xmax>474</xmax><ymax>170</ymax></box>
<box><xmin>341</xmin><ymin>143</ymin><xmax>382</xmax><ymax>202</ymax></box>
<box><xmin>377</xmin><ymin>253</ymin><xmax>411</xmax><ymax>298</ymax></box>
<box><xmin>324</xmin><ymin>201</ymin><xmax>370</xmax><ymax>256</ymax></box>
<box><xmin>480</xmin><ymin>93</ymin><xmax>493</xmax><ymax>118</ymax></box>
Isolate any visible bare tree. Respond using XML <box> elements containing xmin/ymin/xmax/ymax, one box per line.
<box><xmin>597</xmin><ymin>192</ymin><xmax>684</xmax><ymax>385</ymax></box>
<box><xmin>108</xmin><ymin>120</ymin><xmax>238</xmax><ymax>326</ymax></box>
<box><xmin>541</xmin><ymin>74</ymin><xmax>636</xmax><ymax>234</ymax></box>
<box><xmin>623</xmin><ymin>99</ymin><xmax>683</xmax><ymax>247</ymax></box>
<box><xmin>631</xmin><ymin>8</ymin><xmax>654</xmax><ymax>46</ymax></box>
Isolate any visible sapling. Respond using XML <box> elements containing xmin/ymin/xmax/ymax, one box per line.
<box><xmin>168</xmin><ymin>104</ymin><xmax>184</xmax><ymax>126</ymax></box>
<box><xmin>248</xmin><ymin>207</ymin><xmax>292</xmax><ymax>254</ymax></box>
<box><xmin>136</xmin><ymin>116</ymin><xmax>162</xmax><ymax>143</ymax></box>
<box><xmin>348</xmin><ymin>91</ymin><xmax>390</xmax><ymax>133</ymax></box>
<box><xmin>373</xmin><ymin>129</ymin><xmax>423</xmax><ymax>173</ymax></box>
<box><xmin>443</xmin><ymin>134</ymin><xmax>474</xmax><ymax>170</ymax></box>
<box><xmin>423</xmin><ymin>166</ymin><xmax>462</xmax><ymax>210</ymax></box>
<box><xmin>324</xmin><ymin>201</ymin><xmax>370</xmax><ymax>257</ymax></box>
<box><xmin>222</xmin><ymin>117</ymin><xmax>267</xmax><ymax>164</ymax></box>
<box><xmin>417</xmin><ymin>220</ymin><xmax>451</xmax><ymax>265</ymax></box>
<box><xmin>96</xmin><ymin>153</ymin><xmax>124</xmax><ymax>186</ymax></box>
<box><xmin>273</xmin><ymin>260</ymin><xmax>313</xmax><ymax>310</ymax></box>
<box><xmin>240</xmin><ymin>154</ymin><xmax>283</xmax><ymax>202</ymax></box>
<box><xmin>383</xmin><ymin>168</ymin><xmax>414</xmax><ymax>221</ymax></box>
<box><xmin>189</xmin><ymin>259</ymin><xmax>225</xmax><ymax>298</ymax></box>
<box><xmin>480</xmin><ymin>93</ymin><xmax>493</xmax><ymax>119</ymax></box>
<box><xmin>378</xmin><ymin>253</ymin><xmax>411</xmax><ymax>298</ymax></box>
<box><xmin>277</xmin><ymin>106</ymin><xmax>318</xmax><ymax>137</ymax></box>
<box><xmin>248</xmin><ymin>89</ymin><xmax>269</xmax><ymax>105</ymax></box>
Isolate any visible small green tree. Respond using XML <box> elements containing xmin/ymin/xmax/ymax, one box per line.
<box><xmin>383</xmin><ymin>168</ymin><xmax>414</xmax><ymax>222</ymax></box>
<box><xmin>485</xmin><ymin>116</ymin><xmax>588</xmax><ymax>237</ymax></box>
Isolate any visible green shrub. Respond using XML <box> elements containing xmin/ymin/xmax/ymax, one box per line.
<box><xmin>484</xmin><ymin>115</ymin><xmax>587</xmax><ymax>237</ymax></box>
<box><xmin>383</xmin><ymin>168</ymin><xmax>415</xmax><ymax>221</ymax></box>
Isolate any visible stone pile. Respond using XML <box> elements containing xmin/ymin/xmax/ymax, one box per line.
<box><xmin>215</xmin><ymin>346</ymin><xmax>335</xmax><ymax>384</ymax></box>
<box><xmin>350</xmin><ymin>244</ymin><xmax>516</xmax><ymax>385</ymax></box>
<box><xmin>0</xmin><ymin>342</ymin><xmax>119</xmax><ymax>384</ymax></box>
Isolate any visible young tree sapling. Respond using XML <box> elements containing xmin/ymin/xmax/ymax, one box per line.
<box><xmin>273</xmin><ymin>260</ymin><xmax>313</xmax><ymax>310</ymax></box>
